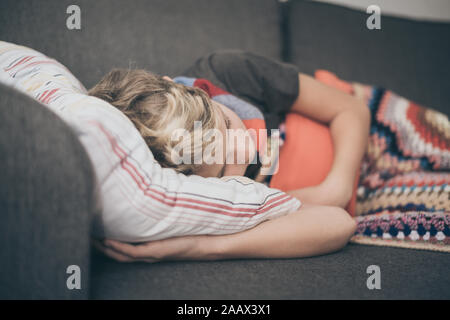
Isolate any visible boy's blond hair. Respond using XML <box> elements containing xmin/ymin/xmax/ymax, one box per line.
<box><xmin>89</xmin><ymin>69</ymin><xmax>222</xmax><ymax>175</ymax></box>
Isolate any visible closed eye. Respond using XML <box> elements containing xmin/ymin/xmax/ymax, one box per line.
<box><xmin>225</xmin><ymin>115</ymin><xmax>231</xmax><ymax>130</ymax></box>
<box><xmin>217</xmin><ymin>164</ymin><xmax>226</xmax><ymax>178</ymax></box>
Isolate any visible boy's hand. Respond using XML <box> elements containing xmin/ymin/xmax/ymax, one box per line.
<box><xmin>92</xmin><ymin>235</ymin><xmax>214</xmax><ymax>263</ymax></box>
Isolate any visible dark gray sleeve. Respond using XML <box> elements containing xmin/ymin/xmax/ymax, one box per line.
<box><xmin>183</xmin><ymin>50</ymin><xmax>300</xmax><ymax>130</ymax></box>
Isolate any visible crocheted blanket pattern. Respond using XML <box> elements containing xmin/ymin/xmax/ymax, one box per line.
<box><xmin>348</xmin><ymin>81</ymin><xmax>449</xmax><ymax>252</ymax></box>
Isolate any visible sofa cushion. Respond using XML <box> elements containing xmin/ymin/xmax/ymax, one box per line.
<box><xmin>288</xmin><ymin>0</ymin><xmax>450</xmax><ymax>117</ymax></box>
<box><xmin>90</xmin><ymin>243</ymin><xmax>450</xmax><ymax>299</ymax></box>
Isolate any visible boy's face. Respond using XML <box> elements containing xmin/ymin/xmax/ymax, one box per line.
<box><xmin>164</xmin><ymin>76</ymin><xmax>257</xmax><ymax>179</ymax></box>
<box><xmin>194</xmin><ymin>100</ymin><xmax>257</xmax><ymax>179</ymax></box>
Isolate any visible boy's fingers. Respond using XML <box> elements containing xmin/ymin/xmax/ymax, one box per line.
<box><xmin>104</xmin><ymin>239</ymin><xmax>159</xmax><ymax>259</ymax></box>
<box><xmin>92</xmin><ymin>239</ymin><xmax>135</xmax><ymax>262</ymax></box>
<box><xmin>103</xmin><ymin>247</ymin><xmax>136</xmax><ymax>263</ymax></box>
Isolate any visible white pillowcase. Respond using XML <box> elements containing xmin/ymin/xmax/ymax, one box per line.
<box><xmin>0</xmin><ymin>41</ymin><xmax>301</xmax><ymax>242</ymax></box>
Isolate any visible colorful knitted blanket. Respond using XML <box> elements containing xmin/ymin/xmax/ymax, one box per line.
<box><xmin>316</xmin><ymin>70</ymin><xmax>450</xmax><ymax>252</ymax></box>
<box><xmin>175</xmin><ymin>73</ymin><xmax>450</xmax><ymax>253</ymax></box>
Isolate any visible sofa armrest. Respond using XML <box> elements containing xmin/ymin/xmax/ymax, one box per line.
<box><xmin>0</xmin><ymin>84</ymin><xmax>98</xmax><ymax>299</ymax></box>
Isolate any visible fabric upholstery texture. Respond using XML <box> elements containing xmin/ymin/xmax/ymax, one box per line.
<box><xmin>0</xmin><ymin>83</ymin><xmax>95</xmax><ymax>299</ymax></box>
<box><xmin>288</xmin><ymin>0</ymin><xmax>450</xmax><ymax>118</ymax></box>
<box><xmin>90</xmin><ymin>244</ymin><xmax>450</xmax><ymax>299</ymax></box>
<box><xmin>0</xmin><ymin>0</ymin><xmax>283</xmax><ymax>89</ymax></box>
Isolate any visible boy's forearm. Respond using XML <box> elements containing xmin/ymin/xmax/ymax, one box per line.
<box><xmin>201</xmin><ymin>204</ymin><xmax>356</xmax><ymax>260</ymax></box>
<box><xmin>289</xmin><ymin>74</ymin><xmax>371</xmax><ymax>209</ymax></box>
<box><xmin>97</xmin><ymin>204</ymin><xmax>357</xmax><ymax>263</ymax></box>
<box><xmin>286</xmin><ymin>105</ymin><xmax>369</xmax><ymax>208</ymax></box>
<box><xmin>325</xmin><ymin>103</ymin><xmax>370</xmax><ymax>201</ymax></box>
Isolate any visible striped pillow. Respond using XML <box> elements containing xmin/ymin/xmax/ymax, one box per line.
<box><xmin>0</xmin><ymin>41</ymin><xmax>301</xmax><ymax>242</ymax></box>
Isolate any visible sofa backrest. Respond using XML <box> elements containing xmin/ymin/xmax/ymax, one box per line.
<box><xmin>288</xmin><ymin>0</ymin><xmax>450</xmax><ymax>116</ymax></box>
<box><xmin>0</xmin><ymin>0</ymin><xmax>283</xmax><ymax>89</ymax></box>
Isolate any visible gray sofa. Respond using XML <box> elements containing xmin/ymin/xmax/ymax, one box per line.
<box><xmin>0</xmin><ymin>0</ymin><xmax>449</xmax><ymax>299</ymax></box>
